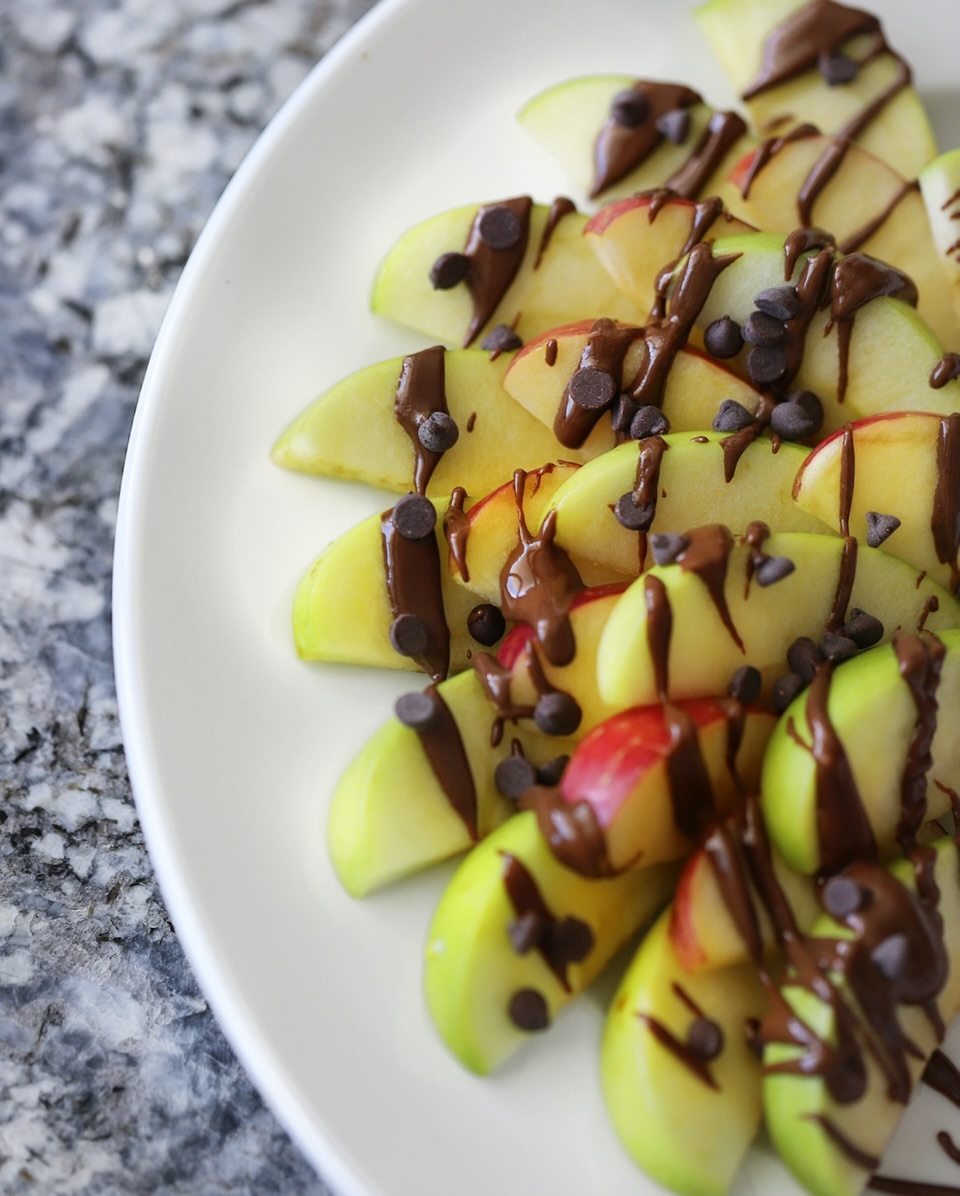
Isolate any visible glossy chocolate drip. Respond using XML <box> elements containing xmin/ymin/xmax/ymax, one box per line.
<box><xmin>675</xmin><ymin>524</ymin><xmax>744</xmax><ymax>653</ymax></box>
<box><xmin>645</xmin><ymin>574</ymin><xmax>673</xmax><ymax>700</ymax></box>
<box><xmin>527</xmin><ymin>786</ymin><xmax>613</xmax><ymax>877</ymax></box>
<box><xmin>544</xmin><ymin>338</ymin><xmax>558</xmax><ymax>367</ymax></box>
<box><xmin>784</xmin><ymin>226</ymin><xmax>835</xmax><ymax>280</ymax></box>
<box><xmin>591</xmin><ymin>80</ymin><xmax>701</xmax><ymax>197</ymax></box>
<box><xmin>412</xmin><ymin>684</ymin><xmax>478</xmax><ymax>839</ymax></box>
<box><xmin>925</xmin><ymin>1049</ymin><xmax>960</xmax><ymax>1106</ymax></box>
<box><xmin>664</xmin><ymin>110</ymin><xmax>749</xmax><ymax>199</ymax></box>
<box><xmin>381</xmin><ymin>506</ymin><xmax>451</xmax><ymax>682</ymax></box>
<box><xmin>638</xmin><ymin>983</ymin><xmax>722</xmax><ymax>1090</ymax></box>
<box><xmin>703</xmin><ymin>819</ymin><xmax>767</xmax><ymax>966</ymax></box>
<box><xmin>930</xmin><ymin>353</ymin><xmax>960</xmax><ymax>390</ymax></box>
<box><xmin>720</xmin><ymin>396</ymin><xmax>775</xmax><ymax>483</ymax></box>
<box><xmin>664</xmin><ymin>702</ymin><xmax>719</xmax><ymax>844</ymax></box>
<box><xmin>631</xmin><ymin>434</ymin><xmax>669</xmax><ymax>568</ymax></box>
<box><xmin>811</xmin><ymin>1115</ymin><xmax>882</xmax><ymax>1171</ymax></box>
<box><xmin>501</xmin><ymin>852</ymin><xmax>593</xmax><ymax>991</ymax></box>
<box><xmin>472</xmin><ymin>651</ymin><xmax>534</xmax><ymax>748</ymax></box>
<box><xmin>462</xmin><ymin>196</ymin><xmax>533</xmax><ymax>347</ymax></box>
<box><xmin>893</xmin><ymin>634</ymin><xmax>945</xmax><ymax>856</ymax></box>
<box><xmin>838</xmin><ymin>423</ymin><xmax>856</xmax><ymax>536</ymax></box>
<box><xmin>939</xmin><ymin>1133</ymin><xmax>960</xmax><ymax>1166</ymax></box>
<box><xmin>932</xmin><ymin>413</ymin><xmax>960</xmax><ymax>593</ymax></box>
<box><xmin>394</xmin><ymin>344</ymin><xmax>450</xmax><ymax>494</ymax></box>
<box><xmin>798</xmin><ymin>137</ymin><xmax>850</xmax><ymax>227</ymax></box>
<box><xmin>443</xmin><ymin>485</ymin><xmax>470</xmax><ymax>582</ymax></box>
<box><xmin>834</xmin><ymin>53</ymin><xmax>911</xmax><ymax>144</ymax></box>
<box><xmin>771</xmin><ymin>244</ymin><xmax>835</xmax><ymax>399</ymax></box>
<box><xmin>869</xmin><ymin>1178</ymin><xmax>960</xmax><ymax>1195</ymax></box>
<box><xmin>839</xmin><ymin>179</ymin><xmax>918</xmax><ymax>254</ymax></box>
<box><xmin>554</xmin><ymin>318</ymin><xmax>643</xmax><ymax>448</ymax></box>
<box><xmin>738</xmin><ymin>123</ymin><xmax>819</xmax><ymax>200</ymax></box>
<box><xmin>827</xmin><ymin>535</ymin><xmax>858</xmax><ymax>633</ymax></box>
<box><xmin>534</xmin><ymin>196</ymin><xmax>577</xmax><ymax>268</ymax></box>
<box><xmin>499</xmin><ymin>470</ymin><xmax>585</xmax><ymax>665</ymax></box>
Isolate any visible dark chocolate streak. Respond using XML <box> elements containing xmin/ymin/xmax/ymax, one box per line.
<box><xmin>381</xmin><ymin>506</ymin><xmax>450</xmax><ymax>683</ymax></box>
<box><xmin>534</xmin><ymin>196</ymin><xmax>577</xmax><ymax>268</ymax></box>
<box><xmin>393</xmin><ymin>344</ymin><xmax>450</xmax><ymax>495</ymax></box>
<box><xmin>554</xmin><ymin>319</ymin><xmax>644</xmax><ymax>449</ymax></box>
<box><xmin>501</xmin><ymin>852</ymin><xmax>592</xmax><ymax>992</ymax></box>
<box><xmin>462</xmin><ymin>196</ymin><xmax>532</xmax><ymax>347</ymax></box>
<box><xmin>638</xmin><ymin>983</ymin><xmax>721</xmax><ymax>1091</ymax></box>
<box><xmin>413</xmin><ymin>684</ymin><xmax>478</xmax><ymax>840</ymax></box>
<box><xmin>592</xmin><ymin>81</ymin><xmax>700</xmax><ymax>198</ymax></box>
<box><xmin>932</xmin><ymin>413</ymin><xmax>960</xmax><ymax>594</ymax></box>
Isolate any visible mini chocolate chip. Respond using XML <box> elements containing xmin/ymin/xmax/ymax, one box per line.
<box><xmin>650</xmin><ymin>532</ymin><xmax>689</xmax><ymax>566</ymax></box>
<box><xmin>872</xmin><ymin>932</ymin><xmax>909</xmax><ymax>980</ymax></box>
<box><xmin>467</xmin><ymin>603</ymin><xmax>506</xmax><ymax>646</ymax></box>
<box><xmin>769</xmin><ymin>401</ymin><xmax>817</xmax><ymax>442</ymax></box>
<box><xmin>818</xmin><ymin>632</ymin><xmax>859</xmax><ymax>663</ymax></box>
<box><xmin>611</xmin><ymin>394</ymin><xmax>639</xmax><ymax>433</ymax></box>
<box><xmin>687</xmin><ymin>1016</ymin><xmax>724</xmax><ymax>1061</ymax></box>
<box><xmin>842</xmin><ymin>609</ymin><xmax>884</xmax><ymax>649</ymax></box>
<box><xmin>746</xmin><ymin>343</ymin><xmax>788</xmax><ymax>386</ymax></box>
<box><xmin>754</xmin><ymin>286</ymin><xmax>800</xmax><ymax>321</ymax></box>
<box><xmin>614</xmin><ymin>492</ymin><xmax>656</xmax><ymax>532</ymax></box>
<box><xmin>728</xmin><ymin>665</ymin><xmax>762</xmax><ymax>705</ymax></box>
<box><xmin>481</xmin><ymin>323</ymin><xmax>523</xmax><ymax>353</ymax></box>
<box><xmin>534</xmin><ymin>691</ymin><xmax>582</xmax><ymax>737</ymax></box>
<box><xmin>788</xmin><ymin>390</ymin><xmax>824</xmax><ymax>427</ymax></box>
<box><xmin>742</xmin><ymin>309</ymin><xmax>786</xmax><ymax>347</ymax></box>
<box><xmin>755</xmin><ymin>555</ymin><xmax>795</xmax><ymax>586</ymax></box>
<box><xmin>822</xmin><ymin>873</ymin><xmax>865</xmax><ymax>918</ymax></box>
<box><xmin>704</xmin><ymin>315</ymin><xmax>743</xmax><ymax>359</ymax></box>
<box><xmin>394</xmin><ymin>689</ymin><xmax>439</xmax><ymax>730</ymax></box>
<box><xmin>568</xmin><ymin>366</ymin><xmax>618</xmax><ymax>411</ymax></box>
<box><xmin>417</xmin><ymin>410</ymin><xmax>459</xmax><ymax>452</ymax></box>
<box><xmin>391</xmin><ymin>493</ymin><xmax>437</xmax><ymax>540</ymax></box>
<box><xmin>549</xmin><ymin>916</ymin><xmax>595</xmax><ymax>964</ymax></box>
<box><xmin>495</xmin><ymin>754</ymin><xmax>537</xmax><ymax>801</ymax></box>
<box><xmin>610</xmin><ymin>87</ymin><xmax>651</xmax><ymax>127</ymax></box>
<box><xmin>429</xmin><ymin>251</ymin><xmax>470</xmax><ymax>290</ymax></box>
<box><xmin>630</xmin><ymin>405</ymin><xmax>670</xmax><ymax>440</ymax></box>
<box><xmin>819</xmin><ymin>50</ymin><xmax>859</xmax><ymax>86</ymax></box>
<box><xmin>772</xmin><ymin>672</ymin><xmax>805</xmax><ymax>712</ymax></box>
<box><xmin>508</xmin><ymin>911</ymin><xmax>544</xmax><ymax>955</ymax></box>
<box><xmin>508</xmin><ymin>987</ymin><xmax>550</xmax><ymax>1032</ymax></box>
<box><xmin>390</xmin><ymin>613</ymin><xmax>429</xmax><ymax>657</ymax></box>
<box><xmin>866</xmin><ymin>511</ymin><xmax>901</xmax><ymax>548</ymax></box>
<box><xmin>535</xmin><ymin>754</ymin><xmax>570</xmax><ymax>786</ymax></box>
<box><xmin>712</xmin><ymin>398</ymin><xmax>755</xmax><ymax>433</ymax></box>
<box><xmin>477</xmin><ymin>204</ymin><xmax>523</xmax><ymax>250</ymax></box>
<box><xmin>656</xmin><ymin>107</ymin><xmax>691</xmax><ymax>144</ymax></box>
<box><xmin>787</xmin><ymin>636</ymin><xmax>822</xmax><ymax>682</ymax></box>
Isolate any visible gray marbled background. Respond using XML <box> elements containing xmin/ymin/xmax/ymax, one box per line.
<box><xmin>1</xmin><ymin>1</ymin><xmax>377</xmax><ymax>1191</ymax></box>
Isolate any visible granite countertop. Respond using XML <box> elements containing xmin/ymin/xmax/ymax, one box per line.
<box><xmin>1</xmin><ymin>0</ymin><xmax>377</xmax><ymax>1191</ymax></box>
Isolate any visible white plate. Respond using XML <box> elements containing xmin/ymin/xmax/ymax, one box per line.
<box><xmin>113</xmin><ymin>2</ymin><xmax>960</xmax><ymax>1194</ymax></box>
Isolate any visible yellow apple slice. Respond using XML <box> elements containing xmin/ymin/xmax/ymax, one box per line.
<box><xmin>919</xmin><ymin>147</ymin><xmax>960</xmax><ymax>334</ymax></box>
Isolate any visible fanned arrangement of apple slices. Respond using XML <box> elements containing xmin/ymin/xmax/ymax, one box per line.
<box><xmin>271</xmin><ymin>2</ymin><xmax>960</xmax><ymax>1194</ymax></box>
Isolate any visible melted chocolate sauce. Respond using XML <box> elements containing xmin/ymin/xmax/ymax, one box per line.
<box><xmin>443</xmin><ymin>486</ymin><xmax>470</xmax><ymax>582</ymax></box>
<box><xmin>501</xmin><ymin>852</ymin><xmax>594</xmax><ymax>992</ymax></box>
<box><xmin>631</xmin><ymin>434</ymin><xmax>669</xmax><ymax>568</ymax></box>
<box><xmin>527</xmin><ymin>786</ymin><xmax>612</xmax><ymax>877</ymax></box>
<box><xmin>664</xmin><ymin>110</ymin><xmax>749</xmax><ymax>199</ymax></box>
<box><xmin>674</xmin><ymin>524</ymin><xmax>744</xmax><ymax>653</ymax></box>
<box><xmin>394</xmin><ymin>345</ymin><xmax>452</xmax><ymax>495</ymax></box>
<box><xmin>534</xmin><ymin>196</ymin><xmax>577</xmax><ymax>268</ymax></box>
<box><xmin>931</xmin><ymin>354</ymin><xmax>960</xmax><ymax>390</ymax></box>
<box><xmin>592</xmin><ymin>81</ymin><xmax>701</xmax><ymax>197</ymax></box>
<box><xmin>638</xmin><ymin>983</ymin><xmax>722</xmax><ymax>1090</ymax></box>
<box><xmin>462</xmin><ymin>196</ymin><xmax>533</xmax><ymax>347</ymax></box>
<box><xmin>554</xmin><ymin>319</ymin><xmax>644</xmax><ymax>448</ymax></box>
<box><xmin>932</xmin><ymin>414</ymin><xmax>960</xmax><ymax>593</ymax></box>
<box><xmin>411</xmin><ymin>684</ymin><xmax>478</xmax><ymax>839</ymax></box>
<box><xmin>381</xmin><ymin>506</ymin><xmax>451</xmax><ymax>682</ymax></box>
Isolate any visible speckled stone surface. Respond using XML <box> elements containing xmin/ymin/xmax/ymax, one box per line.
<box><xmin>1</xmin><ymin>1</ymin><xmax>377</xmax><ymax>1191</ymax></box>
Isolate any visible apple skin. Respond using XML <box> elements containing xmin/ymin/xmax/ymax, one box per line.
<box><xmin>583</xmin><ymin>192</ymin><xmax>755</xmax><ymax>314</ymax></box>
<box><xmin>763</xmin><ymin>836</ymin><xmax>960</xmax><ymax>1196</ymax></box>
<box><xmin>556</xmin><ymin>698</ymin><xmax>777</xmax><ymax>872</ymax></box>
<box><xmin>792</xmin><ymin>411</ymin><xmax>960</xmax><ymax>596</ymax></box>
<box><xmin>423</xmin><ymin>808</ymin><xmax>676</xmax><ymax>1075</ymax></box>
<box><xmin>371</xmin><ymin>200</ymin><xmax>644</xmax><ymax>348</ymax></box>
<box><xmin>761</xmin><ymin>630</ymin><xmax>960</xmax><ymax>877</ymax></box>
<box><xmin>601</xmin><ymin>909</ymin><xmax>766</xmax><ymax>1196</ymax></box>
<box><xmin>549</xmin><ymin>431</ymin><xmax>828</xmax><ymax>579</ymax></box>
<box><xmin>271</xmin><ymin>348</ymin><xmax>590</xmax><ymax>499</ymax></box>
<box><xmin>596</xmin><ymin>528</ymin><xmax>960</xmax><ymax>711</ymax></box>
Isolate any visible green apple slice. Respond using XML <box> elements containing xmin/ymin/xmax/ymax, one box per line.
<box><xmin>328</xmin><ymin>669</ymin><xmax>575</xmax><ymax>897</ymax></box>
<box><xmin>792</xmin><ymin>411</ymin><xmax>960</xmax><ymax>596</ymax></box>
<box><xmin>424</xmin><ymin>807</ymin><xmax>676</xmax><ymax>1075</ymax></box>
<box><xmin>371</xmin><ymin>197</ymin><xmax>645</xmax><ymax>348</ymax></box>
<box><xmin>596</xmin><ymin>527</ymin><xmax>960</xmax><ymax>709</ymax></box>
<box><xmin>762</xmin><ymin>836</ymin><xmax>960</xmax><ymax>1196</ymax></box>
<box><xmin>271</xmin><ymin>346</ymin><xmax>589</xmax><ymax>498</ymax></box>
<box><xmin>517</xmin><ymin>75</ymin><xmax>753</xmax><ymax>205</ymax></box>
<box><xmin>919</xmin><ymin>147</ymin><xmax>960</xmax><ymax>332</ymax></box>
<box><xmin>761</xmin><ymin>630</ymin><xmax>960</xmax><ymax>876</ymax></box>
<box><xmin>694</xmin><ymin>0</ymin><xmax>937</xmax><ymax>180</ymax></box>
<box><xmin>601</xmin><ymin>909</ymin><xmax>766</xmax><ymax>1196</ymax></box>
<box><xmin>548</xmin><ymin>431</ymin><xmax>828</xmax><ymax>578</ymax></box>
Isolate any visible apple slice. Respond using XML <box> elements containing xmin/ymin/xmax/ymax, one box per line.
<box><xmin>548</xmin><ymin>431</ymin><xmax>828</xmax><ymax>579</ymax></box>
<box><xmin>503</xmin><ymin>319</ymin><xmax>767</xmax><ymax>453</ymax></box>
<box><xmin>371</xmin><ymin>197</ymin><xmax>645</xmax><ymax>349</ymax></box>
<box><xmin>761</xmin><ymin>630</ymin><xmax>960</xmax><ymax>877</ymax></box>
<box><xmin>293</xmin><ymin>493</ymin><xmax>490</xmax><ymax>679</ymax></box>
<box><xmin>517</xmin><ymin>75</ymin><xmax>753</xmax><ymax>204</ymax></box>
<box><xmin>601</xmin><ymin>909</ymin><xmax>766</xmax><ymax>1196</ymax></box>
<box><xmin>583</xmin><ymin>191</ymin><xmax>755</xmax><ymax>314</ymax></box>
<box><xmin>919</xmin><ymin>147</ymin><xmax>960</xmax><ymax>332</ymax></box>
<box><xmin>694</xmin><ymin>0</ymin><xmax>937</xmax><ymax>180</ymax></box>
<box><xmin>727</xmin><ymin>132</ymin><xmax>957</xmax><ymax>348</ymax></box>
<box><xmin>762</xmin><ymin>835</ymin><xmax>960</xmax><ymax>1196</ymax></box>
<box><xmin>793</xmin><ymin>411</ymin><xmax>960</xmax><ymax>597</ymax></box>
<box><xmin>540</xmin><ymin>698</ymin><xmax>777</xmax><ymax>876</ymax></box>
<box><xmin>681</xmin><ymin>231</ymin><xmax>960</xmax><ymax>434</ymax></box>
<box><xmin>596</xmin><ymin>526</ymin><xmax>960</xmax><ymax>710</ymax></box>
<box><xmin>271</xmin><ymin>346</ymin><xmax>589</xmax><ymax>498</ymax></box>
<box><xmin>423</xmin><ymin>808</ymin><xmax>676</xmax><ymax>1075</ymax></box>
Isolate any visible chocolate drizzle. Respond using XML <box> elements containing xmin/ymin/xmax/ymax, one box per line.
<box><xmin>442</xmin><ymin>486</ymin><xmax>470</xmax><ymax>583</ymax></box>
<box><xmin>381</xmin><ymin>505</ymin><xmax>450</xmax><ymax>683</ymax></box>
<box><xmin>592</xmin><ymin>81</ymin><xmax>701</xmax><ymax>198</ymax></box>
<box><xmin>394</xmin><ymin>345</ymin><xmax>452</xmax><ymax>495</ymax></box>
<box><xmin>932</xmin><ymin>414</ymin><xmax>960</xmax><ymax>594</ymax></box>
<box><xmin>501</xmin><ymin>852</ymin><xmax>594</xmax><ymax>992</ymax></box>
<box><xmin>411</xmin><ymin>684</ymin><xmax>478</xmax><ymax>839</ymax></box>
<box><xmin>554</xmin><ymin>319</ymin><xmax>644</xmax><ymax>448</ymax></box>
<box><xmin>931</xmin><ymin>354</ymin><xmax>960</xmax><ymax>390</ymax></box>
<box><xmin>663</xmin><ymin>110</ymin><xmax>749</xmax><ymax>199</ymax></box>
<box><xmin>462</xmin><ymin>196</ymin><xmax>533</xmax><ymax>347</ymax></box>
<box><xmin>638</xmin><ymin>983</ymin><xmax>723</xmax><ymax>1090</ymax></box>
<box><xmin>534</xmin><ymin>196</ymin><xmax>577</xmax><ymax>268</ymax></box>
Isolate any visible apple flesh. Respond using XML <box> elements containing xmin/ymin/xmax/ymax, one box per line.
<box><xmin>423</xmin><ymin>808</ymin><xmax>676</xmax><ymax>1075</ymax></box>
<box><xmin>919</xmin><ymin>147</ymin><xmax>960</xmax><ymax>332</ymax></box>
<box><xmin>601</xmin><ymin>909</ymin><xmax>766</xmax><ymax>1196</ymax></box>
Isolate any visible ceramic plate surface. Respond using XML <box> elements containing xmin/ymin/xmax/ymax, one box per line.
<box><xmin>113</xmin><ymin>1</ymin><xmax>960</xmax><ymax>1193</ymax></box>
